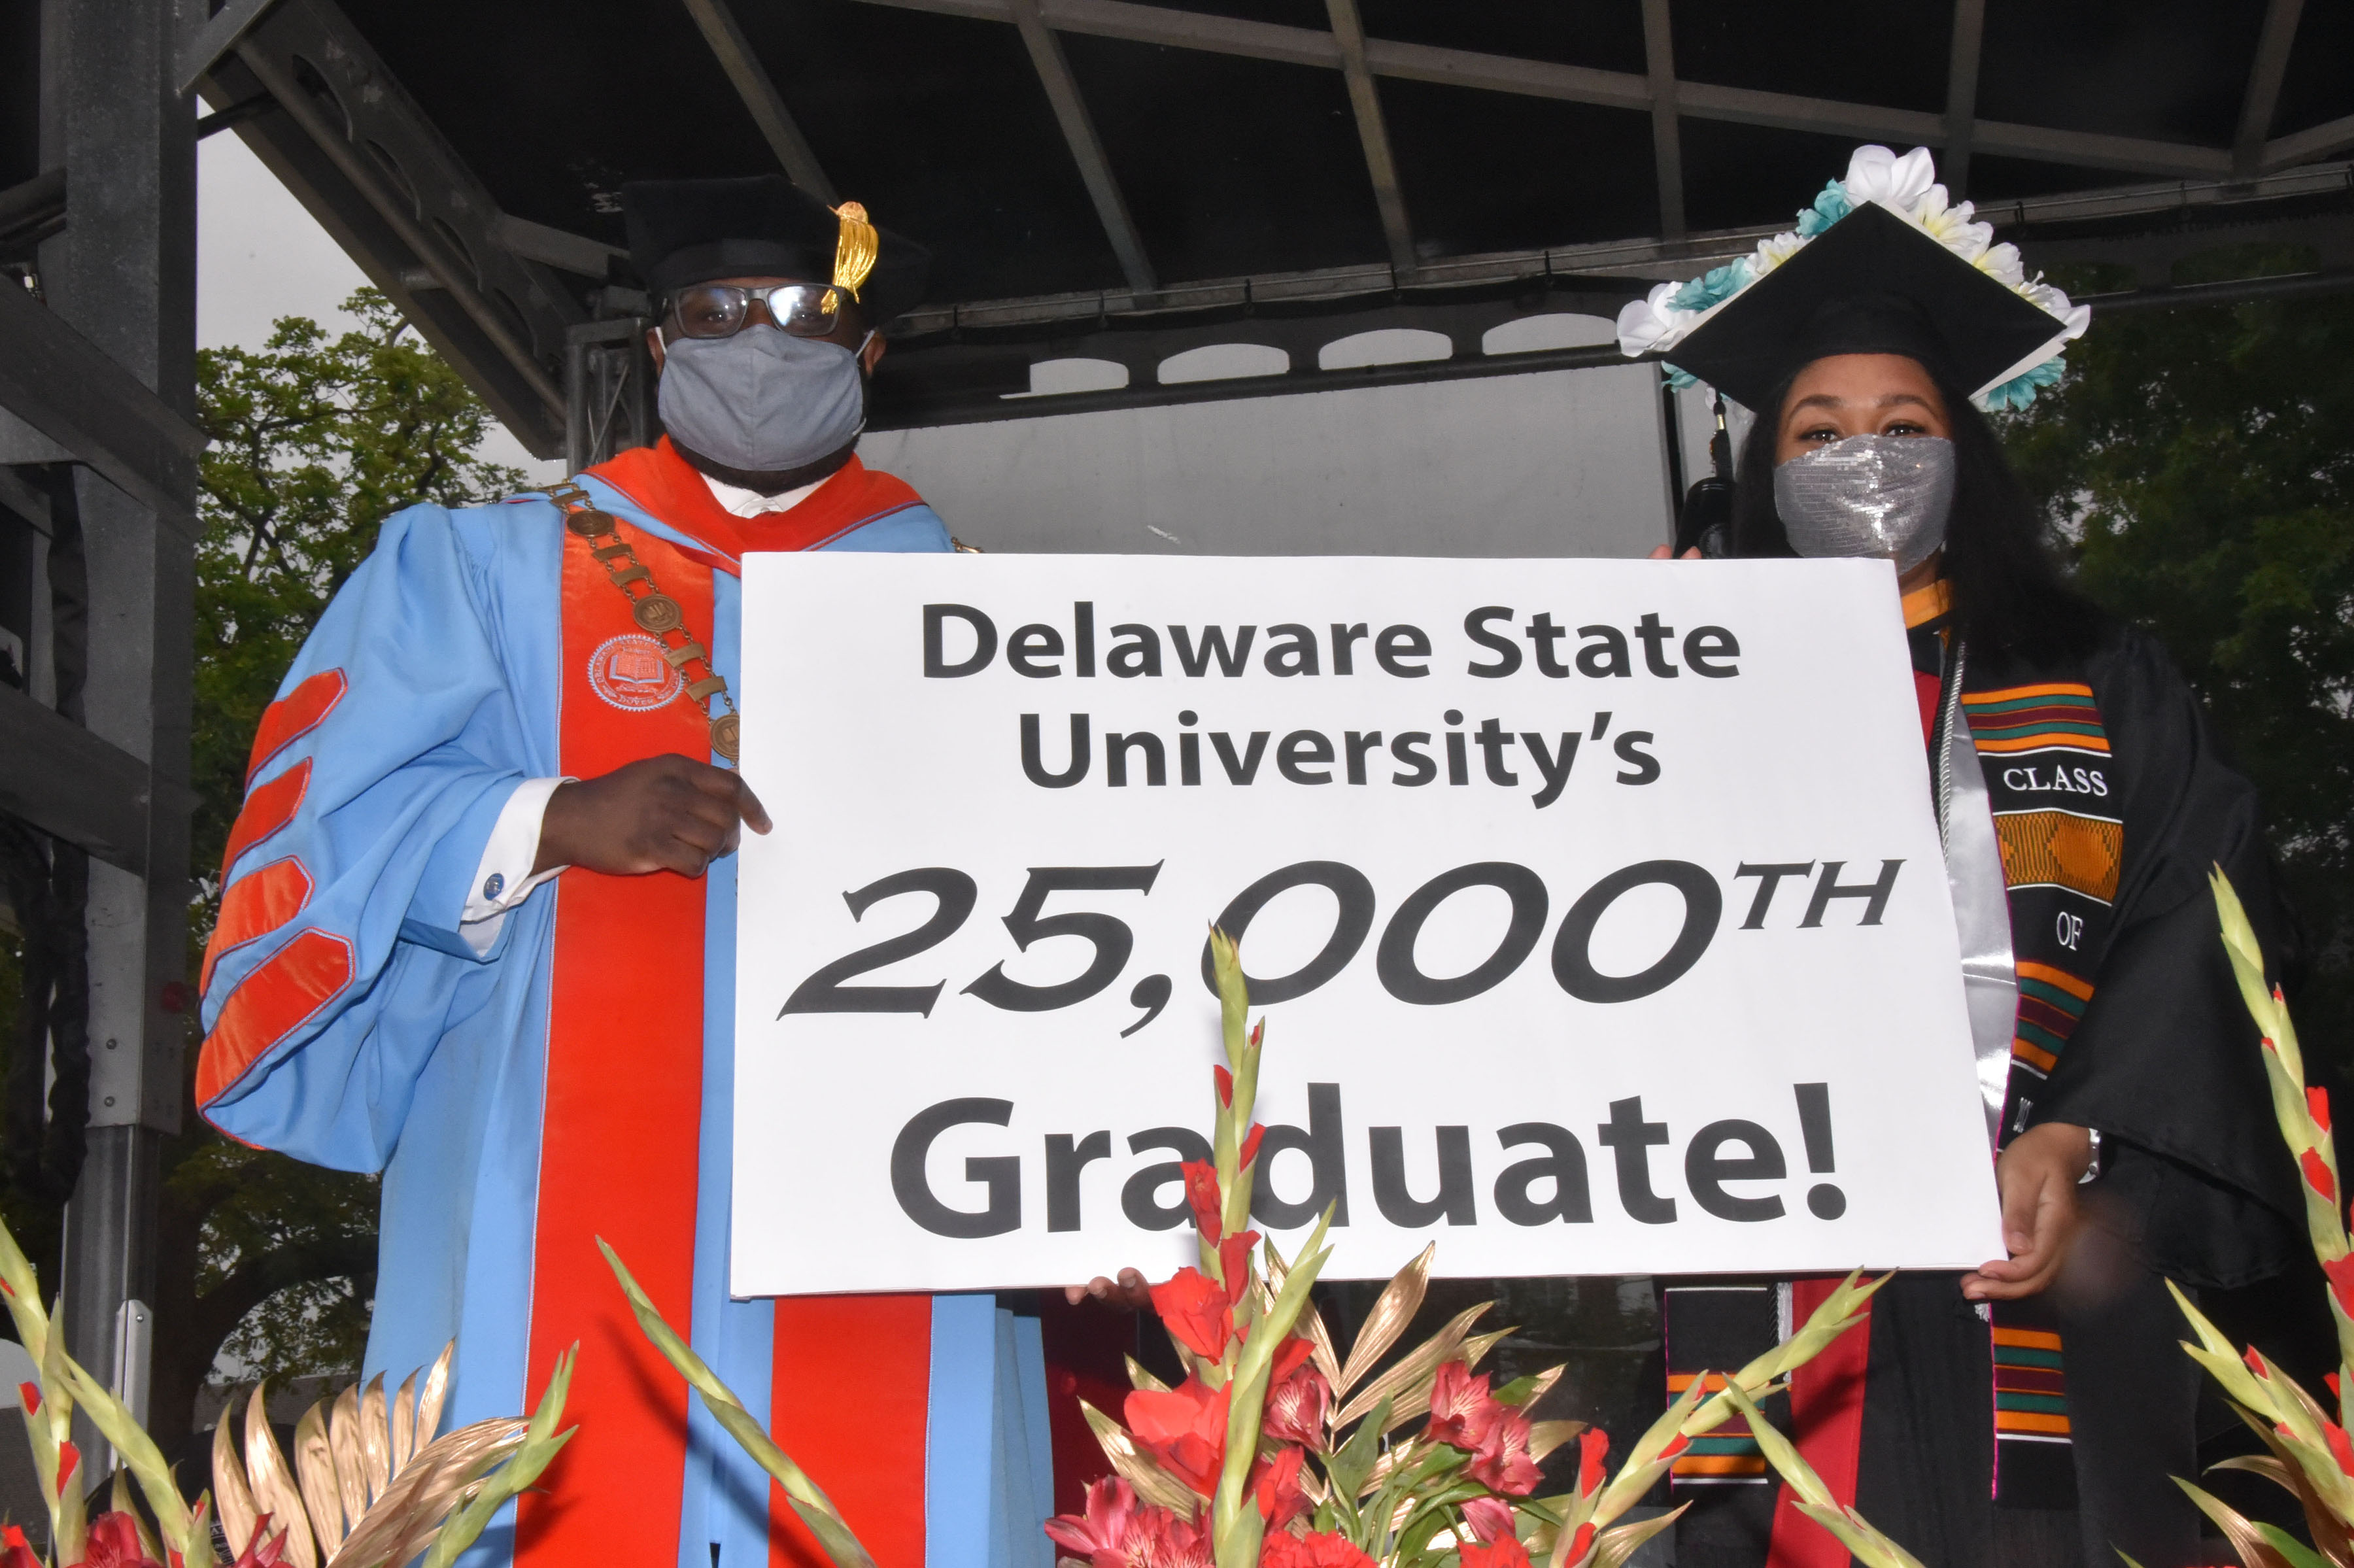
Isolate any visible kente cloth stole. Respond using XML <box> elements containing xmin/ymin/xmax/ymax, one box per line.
<box><xmin>1665</xmin><ymin>648</ymin><xmax>2115</xmax><ymax>1556</ymax></box>
<box><xmin>517</xmin><ymin>518</ymin><xmax>932</xmax><ymax>1568</ymax></box>
<box><xmin>1963</xmin><ymin>666</ymin><xmax>2117</xmax><ymax>1509</ymax></box>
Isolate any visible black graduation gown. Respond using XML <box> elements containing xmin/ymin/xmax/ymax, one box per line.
<box><xmin>1674</xmin><ymin>617</ymin><xmax>2304</xmax><ymax>1568</ymax></box>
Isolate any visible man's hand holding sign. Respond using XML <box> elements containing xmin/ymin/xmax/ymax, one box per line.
<box><xmin>730</xmin><ymin>554</ymin><xmax>2004</xmax><ymax>1293</ymax></box>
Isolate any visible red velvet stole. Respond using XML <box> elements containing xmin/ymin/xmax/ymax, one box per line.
<box><xmin>517</xmin><ymin>460</ymin><xmax>932</xmax><ymax>1568</ymax></box>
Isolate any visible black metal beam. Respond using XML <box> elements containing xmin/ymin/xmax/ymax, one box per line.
<box><xmin>0</xmin><ymin>685</ymin><xmax>159</xmax><ymax>878</ymax></box>
<box><xmin>0</xmin><ymin>281</ymin><xmax>203</xmax><ymax>536</ymax></box>
<box><xmin>194</xmin><ymin>0</ymin><xmax>587</xmax><ymax>459</ymax></box>
<box><xmin>2235</xmin><ymin>0</ymin><xmax>2306</xmax><ymax>178</ymax></box>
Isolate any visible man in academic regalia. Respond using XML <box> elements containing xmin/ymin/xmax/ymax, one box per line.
<box><xmin>1624</xmin><ymin>146</ymin><xmax>2311</xmax><ymax>1568</ymax></box>
<box><xmin>194</xmin><ymin>177</ymin><xmax>1046</xmax><ymax>1568</ymax></box>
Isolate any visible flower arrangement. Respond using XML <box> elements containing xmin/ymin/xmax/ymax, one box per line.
<box><xmin>1614</xmin><ymin>144</ymin><xmax>2091</xmax><ymax>412</ymax></box>
<box><xmin>0</xmin><ymin>1213</ymin><xmax>572</xmax><ymax>1568</ymax></box>
<box><xmin>1045</xmin><ymin>932</ymin><xmax>1905</xmax><ymax>1568</ymax></box>
<box><xmin>2141</xmin><ymin>873</ymin><xmax>2354</xmax><ymax>1568</ymax></box>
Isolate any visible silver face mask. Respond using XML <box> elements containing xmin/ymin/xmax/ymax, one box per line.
<box><xmin>657</xmin><ymin>327</ymin><xmax>868</xmax><ymax>473</ymax></box>
<box><xmin>1772</xmin><ymin>434</ymin><xmax>1956</xmax><ymax>573</ymax></box>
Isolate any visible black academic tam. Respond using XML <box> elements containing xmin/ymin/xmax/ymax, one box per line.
<box><xmin>623</xmin><ymin>173</ymin><xmax>931</xmax><ymax>322</ymax></box>
<box><xmin>1665</xmin><ymin>202</ymin><xmax>2070</xmax><ymax>411</ymax></box>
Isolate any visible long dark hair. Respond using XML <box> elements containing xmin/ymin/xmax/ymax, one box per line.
<box><xmin>1728</xmin><ymin>360</ymin><xmax>2106</xmax><ymax>662</ymax></box>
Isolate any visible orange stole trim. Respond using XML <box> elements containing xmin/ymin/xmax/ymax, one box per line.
<box><xmin>514</xmin><ymin>523</ymin><xmax>716</xmax><ymax>1568</ymax></box>
<box><xmin>1970</xmin><ymin>732</ymin><xmax>2111</xmax><ymax>755</ymax></box>
<box><xmin>585</xmin><ymin>439</ymin><xmax>926</xmax><ymax>565</ymax></box>
<box><xmin>196</xmin><ymin>928</ymin><xmax>354</xmax><ymax>1106</ymax></box>
<box><xmin>247</xmin><ymin>669</ymin><xmax>347</xmax><ymax>783</ymax></box>
<box><xmin>201</xmin><ymin>857</ymin><xmax>315</xmax><ymax>998</ymax></box>
<box><xmin>1900</xmin><ymin>579</ymin><xmax>1952</xmax><ymax>628</ymax></box>
<box><xmin>2014</xmin><ymin>961</ymin><xmax>2095</xmax><ymax>1002</ymax></box>
<box><xmin>770</xmin><ymin>1297</ymin><xmax>932</xmax><ymax>1568</ymax></box>
<box><xmin>222</xmin><ymin>757</ymin><xmax>311</xmax><ymax>879</ymax></box>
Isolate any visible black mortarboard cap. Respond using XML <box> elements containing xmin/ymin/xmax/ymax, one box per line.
<box><xmin>1663</xmin><ymin>201</ymin><xmax>2069</xmax><ymax>411</ymax></box>
<box><xmin>622</xmin><ymin>175</ymin><xmax>932</xmax><ymax>322</ymax></box>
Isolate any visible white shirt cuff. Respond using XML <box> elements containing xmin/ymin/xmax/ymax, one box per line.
<box><xmin>460</xmin><ymin>776</ymin><xmax>571</xmax><ymax>955</ymax></box>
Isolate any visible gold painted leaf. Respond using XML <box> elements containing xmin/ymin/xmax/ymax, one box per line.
<box><xmin>413</xmin><ymin>1344</ymin><xmax>454</xmax><ymax>1465</ymax></box>
<box><xmin>1125</xmin><ymin>1356</ymin><xmax>1170</xmax><ymax>1394</ymax></box>
<box><xmin>1529</xmin><ymin>1420</ymin><xmax>1586</xmax><ymax>1463</ymax></box>
<box><xmin>390</xmin><ymin>1371</ymin><xmax>416</xmax><ymax>1478</ymax></box>
<box><xmin>213</xmin><ymin>1399</ymin><xmax>259</xmax><ymax>1561</ymax></box>
<box><xmin>327</xmin><ymin>1417</ymin><xmax>528</xmax><ymax>1568</ymax></box>
<box><xmin>293</xmin><ymin>1401</ymin><xmax>347</xmax><ymax>1552</ymax></box>
<box><xmin>1336</xmin><ymin>1242</ymin><xmax>1433</xmax><ymax>1396</ymax></box>
<box><xmin>418</xmin><ymin>1347</ymin><xmax>577</xmax><ymax>1568</ymax></box>
<box><xmin>1076</xmin><ymin>1400</ymin><xmax>1200</xmax><ymax>1516</ymax></box>
<box><xmin>244</xmin><ymin>1384</ymin><xmax>319</xmax><ymax>1568</ymax></box>
<box><xmin>329</xmin><ymin>1385</ymin><xmax>369</xmax><ymax>1543</ymax></box>
<box><xmin>358</xmin><ymin>1374</ymin><xmax>392</xmax><ymax>1503</ymax></box>
<box><xmin>1592</xmin><ymin>1505</ymin><xmax>1684</xmax><ymax>1568</ymax></box>
<box><xmin>1335</xmin><ymin>1300</ymin><xmax>1488</xmax><ymax>1429</ymax></box>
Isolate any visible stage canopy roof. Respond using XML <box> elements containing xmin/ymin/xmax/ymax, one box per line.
<box><xmin>101</xmin><ymin>0</ymin><xmax>2354</xmax><ymax>450</ymax></box>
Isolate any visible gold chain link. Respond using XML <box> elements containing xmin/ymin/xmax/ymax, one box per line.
<box><xmin>545</xmin><ymin>481</ymin><xmax>740</xmax><ymax>762</ymax></box>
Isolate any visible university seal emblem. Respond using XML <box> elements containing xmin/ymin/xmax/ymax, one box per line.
<box><xmin>587</xmin><ymin>632</ymin><xmax>685</xmax><ymax>711</ymax></box>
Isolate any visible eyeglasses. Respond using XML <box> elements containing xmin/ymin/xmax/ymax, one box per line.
<box><xmin>665</xmin><ymin>282</ymin><xmax>846</xmax><ymax>340</ymax></box>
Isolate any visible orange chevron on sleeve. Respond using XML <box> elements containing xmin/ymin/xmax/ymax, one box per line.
<box><xmin>196</xmin><ymin>927</ymin><xmax>354</xmax><ymax>1106</ymax></box>
<box><xmin>200</xmin><ymin>857</ymin><xmax>316</xmax><ymax>998</ymax></box>
<box><xmin>220</xmin><ymin>757</ymin><xmax>310</xmax><ymax>880</ymax></box>
<box><xmin>245</xmin><ymin>669</ymin><xmax>347</xmax><ymax>784</ymax></box>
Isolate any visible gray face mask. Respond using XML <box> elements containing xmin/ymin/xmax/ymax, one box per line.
<box><xmin>657</xmin><ymin>327</ymin><xmax>868</xmax><ymax>473</ymax></box>
<box><xmin>1772</xmin><ymin>434</ymin><xmax>1956</xmax><ymax>574</ymax></box>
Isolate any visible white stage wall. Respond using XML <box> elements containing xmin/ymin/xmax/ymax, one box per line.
<box><xmin>862</xmin><ymin>357</ymin><xmax>1679</xmax><ymax>560</ymax></box>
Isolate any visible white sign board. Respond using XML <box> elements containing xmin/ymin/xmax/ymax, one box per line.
<box><xmin>732</xmin><ymin>555</ymin><xmax>2003</xmax><ymax>1295</ymax></box>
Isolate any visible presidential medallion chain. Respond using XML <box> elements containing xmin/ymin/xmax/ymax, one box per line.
<box><xmin>545</xmin><ymin>480</ymin><xmax>741</xmax><ymax>762</ymax></box>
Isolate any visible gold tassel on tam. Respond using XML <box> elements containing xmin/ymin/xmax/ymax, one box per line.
<box><xmin>832</xmin><ymin>200</ymin><xmax>879</xmax><ymax>301</ymax></box>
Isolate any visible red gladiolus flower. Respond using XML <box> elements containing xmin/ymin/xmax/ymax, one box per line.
<box><xmin>1215</xmin><ymin>1066</ymin><xmax>1234</xmax><ymax>1107</ymax></box>
<box><xmin>1459</xmin><ymin>1496</ymin><xmax>1516</xmax><ymax>1544</ymax></box>
<box><xmin>1427</xmin><ymin>1361</ymin><xmax>1505</xmax><ymax>1450</ymax></box>
<box><xmin>1469</xmin><ymin>1408</ymin><xmax>1543</xmax><ymax>1496</ymax></box>
<box><xmin>1182</xmin><ymin>1161</ymin><xmax>1223</xmax><ymax>1244</ymax></box>
<box><xmin>55</xmin><ymin>1439</ymin><xmax>78</xmax><ymax>1492</ymax></box>
<box><xmin>1126</xmin><ymin>1376</ymin><xmax>1231</xmax><ymax>1497</ymax></box>
<box><xmin>2245</xmin><ymin>1345</ymin><xmax>2270</xmax><ymax>1378</ymax></box>
<box><xmin>1264</xmin><ymin>1365</ymin><xmax>1331</xmax><ymax>1451</ymax></box>
<box><xmin>2327</xmin><ymin>1257</ymin><xmax>2354</xmax><ymax>1322</ymax></box>
<box><xmin>1561</xmin><ymin>1524</ymin><xmax>1597</xmax><ymax>1565</ymax></box>
<box><xmin>232</xmin><ymin>1518</ymin><xmax>291</xmax><ymax>1568</ymax></box>
<box><xmin>1249</xmin><ymin>1021</ymin><xmax>1264</xmax><ymax>1049</ymax></box>
<box><xmin>1577</xmin><ymin>1427</ymin><xmax>1609</xmax><ymax>1497</ymax></box>
<box><xmin>84</xmin><ymin>1511</ymin><xmax>164</xmax><ymax>1568</ymax></box>
<box><xmin>1218</xmin><ymin>1231</ymin><xmax>1261</xmax><ymax>1304</ymax></box>
<box><xmin>1459</xmin><ymin>1535</ymin><xmax>1531</xmax><ymax>1568</ymax></box>
<box><xmin>2330</xmin><ymin>1421</ymin><xmax>2354</xmax><ymax>1478</ymax></box>
<box><xmin>2304</xmin><ymin>1149</ymin><xmax>2336</xmax><ymax>1202</ymax></box>
<box><xmin>2313</xmin><ymin>1087</ymin><xmax>2334</xmax><ymax>1133</ymax></box>
<box><xmin>3</xmin><ymin>1524</ymin><xmax>40</xmax><ymax>1568</ymax></box>
<box><xmin>1239</xmin><ymin>1125</ymin><xmax>1265</xmax><ymax>1170</ymax></box>
<box><xmin>1150</xmin><ymin>1269</ymin><xmax>1233</xmax><ymax>1361</ymax></box>
<box><xmin>1261</xmin><ymin>1531</ymin><xmax>1376</xmax><ymax>1568</ymax></box>
<box><xmin>16</xmin><ymin>1382</ymin><xmax>35</xmax><ymax>1416</ymax></box>
<box><xmin>1253</xmin><ymin>1445</ymin><xmax>1310</xmax><ymax>1527</ymax></box>
<box><xmin>1269</xmin><ymin>1334</ymin><xmax>1316</xmax><ymax>1389</ymax></box>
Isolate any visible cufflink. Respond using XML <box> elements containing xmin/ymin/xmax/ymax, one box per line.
<box><xmin>483</xmin><ymin>872</ymin><xmax>506</xmax><ymax>901</ymax></box>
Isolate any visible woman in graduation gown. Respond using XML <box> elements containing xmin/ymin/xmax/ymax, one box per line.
<box><xmin>1621</xmin><ymin>146</ymin><xmax>2307</xmax><ymax>1568</ymax></box>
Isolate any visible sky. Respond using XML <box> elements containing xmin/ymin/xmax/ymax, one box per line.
<box><xmin>197</xmin><ymin>131</ymin><xmax>562</xmax><ymax>481</ymax></box>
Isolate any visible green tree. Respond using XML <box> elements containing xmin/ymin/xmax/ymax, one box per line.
<box><xmin>2004</xmin><ymin>248</ymin><xmax>2354</xmax><ymax>1065</ymax></box>
<box><xmin>0</xmin><ymin>287</ymin><xmax>527</xmax><ymax>1464</ymax></box>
